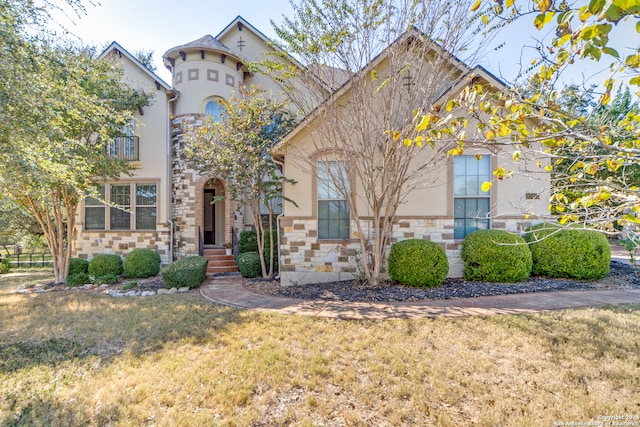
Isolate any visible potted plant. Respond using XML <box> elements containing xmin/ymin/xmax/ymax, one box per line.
<box><xmin>223</xmin><ymin>241</ymin><xmax>233</xmax><ymax>256</ymax></box>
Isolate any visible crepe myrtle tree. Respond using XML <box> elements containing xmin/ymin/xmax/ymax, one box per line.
<box><xmin>261</xmin><ymin>0</ymin><xmax>488</xmax><ymax>284</ymax></box>
<box><xmin>0</xmin><ymin>0</ymin><xmax>150</xmax><ymax>283</ymax></box>
<box><xmin>401</xmin><ymin>0</ymin><xmax>640</xmax><ymax>245</ymax></box>
<box><xmin>184</xmin><ymin>86</ymin><xmax>296</xmax><ymax>278</ymax></box>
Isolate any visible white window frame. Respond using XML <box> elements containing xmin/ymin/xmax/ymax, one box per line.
<box><xmin>83</xmin><ymin>182</ymin><xmax>158</xmax><ymax>231</ymax></box>
<box><xmin>317</xmin><ymin>161</ymin><xmax>350</xmax><ymax>240</ymax></box>
<box><xmin>453</xmin><ymin>155</ymin><xmax>491</xmax><ymax>239</ymax></box>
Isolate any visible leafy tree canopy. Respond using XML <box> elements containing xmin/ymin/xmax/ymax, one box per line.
<box><xmin>0</xmin><ymin>0</ymin><xmax>151</xmax><ymax>282</ymax></box>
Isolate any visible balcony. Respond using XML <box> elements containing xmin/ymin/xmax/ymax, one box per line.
<box><xmin>107</xmin><ymin>136</ymin><xmax>139</xmax><ymax>161</ymax></box>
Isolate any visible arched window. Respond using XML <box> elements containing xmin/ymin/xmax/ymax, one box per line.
<box><xmin>204</xmin><ymin>98</ymin><xmax>224</xmax><ymax>122</ymax></box>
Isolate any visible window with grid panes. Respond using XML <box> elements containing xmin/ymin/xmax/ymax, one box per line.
<box><xmin>110</xmin><ymin>184</ymin><xmax>131</xmax><ymax>230</ymax></box>
<box><xmin>84</xmin><ymin>185</ymin><xmax>105</xmax><ymax>230</ymax></box>
<box><xmin>135</xmin><ymin>184</ymin><xmax>157</xmax><ymax>230</ymax></box>
<box><xmin>453</xmin><ymin>155</ymin><xmax>491</xmax><ymax>239</ymax></box>
<box><xmin>317</xmin><ymin>161</ymin><xmax>350</xmax><ymax>240</ymax></box>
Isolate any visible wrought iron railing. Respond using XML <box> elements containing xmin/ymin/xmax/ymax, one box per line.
<box><xmin>107</xmin><ymin>136</ymin><xmax>139</xmax><ymax>161</ymax></box>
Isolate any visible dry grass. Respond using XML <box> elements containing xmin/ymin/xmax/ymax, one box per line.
<box><xmin>1</xmin><ymin>271</ymin><xmax>639</xmax><ymax>426</ymax></box>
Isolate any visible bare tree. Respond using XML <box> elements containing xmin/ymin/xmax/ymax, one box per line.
<box><xmin>266</xmin><ymin>0</ymin><xmax>488</xmax><ymax>283</ymax></box>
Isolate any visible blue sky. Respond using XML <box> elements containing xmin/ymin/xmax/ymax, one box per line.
<box><xmin>52</xmin><ymin>0</ymin><xmax>636</xmax><ymax>89</ymax></box>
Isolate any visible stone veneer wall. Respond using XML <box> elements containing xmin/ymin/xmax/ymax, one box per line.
<box><xmin>72</xmin><ymin>224</ymin><xmax>171</xmax><ymax>265</ymax></box>
<box><xmin>171</xmin><ymin>114</ymin><xmax>203</xmax><ymax>258</ymax></box>
<box><xmin>171</xmin><ymin>114</ymin><xmax>240</xmax><ymax>259</ymax></box>
<box><xmin>279</xmin><ymin>217</ymin><xmax>534</xmax><ymax>286</ymax></box>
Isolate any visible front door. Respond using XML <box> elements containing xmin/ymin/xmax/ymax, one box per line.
<box><xmin>203</xmin><ymin>189</ymin><xmax>215</xmax><ymax>245</ymax></box>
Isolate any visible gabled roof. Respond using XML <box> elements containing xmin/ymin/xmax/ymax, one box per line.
<box><xmin>215</xmin><ymin>16</ymin><xmax>274</xmax><ymax>48</ymax></box>
<box><xmin>272</xmin><ymin>28</ymin><xmax>508</xmax><ymax>154</ymax></box>
<box><xmin>99</xmin><ymin>41</ymin><xmax>171</xmax><ymax>90</ymax></box>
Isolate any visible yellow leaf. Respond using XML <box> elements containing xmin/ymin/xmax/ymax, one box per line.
<box><xmin>524</xmin><ymin>213</ymin><xmax>530</xmax><ymax>219</ymax></box>
<box><xmin>403</xmin><ymin>139</ymin><xmax>413</xmax><ymax>146</ymax></box>
<box><xmin>416</xmin><ymin>115</ymin><xmax>431</xmax><ymax>132</ymax></box>
<box><xmin>446</xmin><ymin>99</ymin><xmax>455</xmax><ymax>112</ymax></box>
<box><xmin>544</xmin><ymin>165</ymin><xmax>553</xmax><ymax>171</ymax></box>
<box><xmin>600</xmin><ymin>91</ymin><xmax>611</xmax><ymax>105</ymax></box>
<box><xmin>538</xmin><ymin>0</ymin><xmax>551</xmax><ymax>13</ymax></box>
<box><xmin>506</xmin><ymin>0</ymin><xmax>514</xmax><ymax>6</ymax></box>
<box><xmin>512</xmin><ymin>151</ymin><xmax>521</xmax><ymax>161</ymax></box>
<box><xmin>481</xmin><ymin>181</ymin><xmax>492</xmax><ymax>192</ymax></box>
<box><xmin>415</xmin><ymin>135</ymin><xmax>424</xmax><ymax>147</ymax></box>
<box><xmin>493</xmin><ymin>167</ymin><xmax>506</xmax><ymax>180</ymax></box>
<box><xmin>475</xmin><ymin>154</ymin><xmax>483</xmax><ymax>161</ymax></box>
<box><xmin>486</xmin><ymin>130</ymin><xmax>496</xmax><ymax>140</ymax></box>
<box><xmin>471</xmin><ymin>0</ymin><xmax>481</xmax><ymax>12</ymax></box>
<box><xmin>393</xmin><ymin>131</ymin><xmax>401</xmax><ymax>140</ymax></box>
<box><xmin>481</xmin><ymin>14</ymin><xmax>489</xmax><ymax>25</ymax></box>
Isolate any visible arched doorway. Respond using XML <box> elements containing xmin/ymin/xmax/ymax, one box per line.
<box><xmin>202</xmin><ymin>179</ymin><xmax>225</xmax><ymax>247</ymax></box>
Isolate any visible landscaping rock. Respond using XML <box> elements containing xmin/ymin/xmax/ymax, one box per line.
<box><xmin>178</xmin><ymin>287</ymin><xmax>189</xmax><ymax>293</ymax></box>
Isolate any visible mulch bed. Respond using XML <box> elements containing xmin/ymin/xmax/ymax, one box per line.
<box><xmin>244</xmin><ymin>261</ymin><xmax>640</xmax><ymax>303</ymax></box>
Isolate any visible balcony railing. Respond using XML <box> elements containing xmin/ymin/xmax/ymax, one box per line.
<box><xmin>107</xmin><ymin>136</ymin><xmax>139</xmax><ymax>161</ymax></box>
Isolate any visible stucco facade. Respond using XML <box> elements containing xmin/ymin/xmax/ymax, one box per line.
<box><xmin>72</xmin><ymin>16</ymin><xmax>549</xmax><ymax>286</ymax></box>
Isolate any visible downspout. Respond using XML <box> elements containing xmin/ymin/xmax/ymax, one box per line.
<box><xmin>167</xmin><ymin>89</ymin><xmax>180</xmax><ymax>262</ymax></box>
<box><xmin>272</xmin><ymin>156</ymin><xmax>285</xmax><ymax>282</ymax></box>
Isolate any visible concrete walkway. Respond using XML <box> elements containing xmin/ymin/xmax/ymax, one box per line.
<box><xmin>200</xmin><ymin>275</ymin><xmax>640</xmax><ymax>320</ymax></box>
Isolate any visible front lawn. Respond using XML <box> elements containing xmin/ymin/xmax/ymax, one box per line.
<box><xmin>1</xmin><ymin>271</ymin><xmax>638</xmax><ymax>426</ymax></box>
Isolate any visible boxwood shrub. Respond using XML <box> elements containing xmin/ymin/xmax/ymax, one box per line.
<box><xmin>0</xmin><ymin>257</ymin><xmax>10</xmax><ymax>274</ymax></box>
<box><xmin>88</xmin><ymin>254</ymin><xmax>123</xmax><ymax>277</ymax></box>
<box><xmin>461</xmin><ymin>230</ymin><xmax>532</xmax><ymax>282</ymax></box>
<box><xmin>523</xmin><ymin>223</ymin><xmax>611</xmax><ymax>279</ymax></box>
<box><xmin>239</xmin><ymin>230</ymin><xmax>258</xmax><ymax>254</ymax></box>
<box><xmin>238</xmin><ymin>230</ymin><xmax>278</xmax><ymax>271</ymax></box>
<box><xmin>68</xmin><ymin>258</ymin><xmax>89</xmax><ymax>276</ymax></box>
<box><xmin>161</xmin><ymin>256</ymin><xmax>209</xmax><ymax>288</ymax></box>
<box><xmin>124</xmin><ymin>249</ymin><xmax>161</xmax><ymax>278</ymax></box>
<box><xmin>388</xmin><ymin>239</ymin><xmax>448</xmax><ymax>287</ymax></box>
<box><xmin>237</xmin><ymin>252</ymin><xmax>262</xmax><ymax>278</ymax></box>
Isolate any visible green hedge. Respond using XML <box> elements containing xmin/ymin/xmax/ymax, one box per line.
<box><xmin>237</xmin><ymin>252</ymin><xmax>262</xmax><ymax>278</ymax></box>
<box><xmin>388</xmin><ymin>239</ymin><xmax>448</xmax><ymax>287</ymax></box>
<box><xmin>124</xmin><ymin>249</ymin><xmax>161</xmax><ymax>278</ymax></box>
<box><xmin>461</xmin><ymin>230</ymin><xmax>532</xmax><ymax>282</ymax></box>
<box><xmin>161</xmin><ymin>256</ymin><xmax>209</xmax><ymax>288</ymax></box>
<box><xmin>238</xmin><ymin>230</ymin><xmax>278</xmax><ymax>271</ymax></box>
<box><xmin>0</xmin><ymin>257</ymin><xmax>10</xmax><ymax>274</ymax></box>
<box><xmin>88</xmin><ymin>254</ymin><xmax>123</xmax><ymax>277</ymax></box>
<box><xmin>239</xmin><ymin>230</ymin><xmax>258</xmax><ymax>253</ymax></box>
<box><xmin>523</xmin><ymin>223</ymin><xmax>611</xmax><ymax>279</ymax></box>
<box><xmin>68</xmin><ymin>258</ymin><xmax>89</xmax><ymax>276</ymax></box>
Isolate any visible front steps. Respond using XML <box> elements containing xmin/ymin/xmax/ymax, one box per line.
<box><xmin>203</xmin><ymin>248</ymin><xmax>238</xmax><ymax>274</ymax></box>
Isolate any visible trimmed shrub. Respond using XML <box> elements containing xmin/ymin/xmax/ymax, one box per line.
<box><xmin>239</xmin><ymin>230</ymin><xmax>258</xmax><ymax>254</ymax></box>
<box><xmin>161</xmin><ymin>256</ymin><xmax>208</xmax><ymax>288</ymax></box>
<box><xmin>237</xmin><ymin>252</ymin><xmax>262</xmax><ymax>278</ymax></box>
<box><xmin>388</xmin><ymin>239</ymin><xmax>448</xmax><ymax>287</ymax></box>
<box><xmin>66</xmin><ymin>273</ymin><xmax>90</xmax><ymax>287</ymax></box>
<box><xmin>68</xmin><ymin>258</ymin><xmax>89</xmax><ymax>276</ymax></box>
<box><xmin>461</xmin><ymin>230</ymin><xmax>532</xmax><ymax>282</ymax></box>
<box><xmin>0</xmin><ymin>257</ymin><xmax>10</xmax><ymax>274</ymax></box>
<box><xmin>88</xmin><ymin>254</ymin><xmax>123</xmax><ymax>277</ymax></box>
<box><xmin>124</xmin><ymin>249</ymin><xmax>161</xmax><ymax>278</ymax></box>
<box><xmin>238</xmin><ymin>230</ymin><xmax>278</xmax><ymax>272</ymax></box>
<box><xmin>523</xmin><ymin>223</ymin><xmax>611</xmax><ymax>279</ymax></box>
